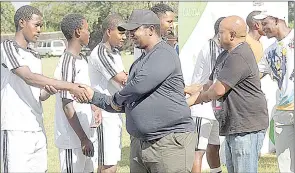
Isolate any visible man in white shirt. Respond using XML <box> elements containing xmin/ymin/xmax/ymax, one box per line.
<box><xmin>88</xmin><ymin>13</ymin><xmax>127</xmax><ymax>173</ymax></box>
<box><xmin>133</xmin><ymin>3</ymin><xmax>175</xmax><ymax>60</ymax></box>
<box><xmin>185</xmin><ymin>17</ymin><xmax>225</xmax><ymax>173</ymax></box>
<box><xmin>254</xmin><ymin>11</ymin><xmax>294</xmax><ymax>173</ymax></box>
<box><xmin>1</xmin><ymin>6</ymin><xmax>90</xmax><ymax>172</ymax></box>
<box><xmin>54</xmin><ymin>13</ymin><xmax>100</xmax><ymax>173</ymax></box>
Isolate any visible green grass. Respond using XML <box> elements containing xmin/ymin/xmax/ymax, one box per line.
<box><xmin>42</xmin><ymin>54</ymin><xmax>278</xmax><ymax>173</ymax></box>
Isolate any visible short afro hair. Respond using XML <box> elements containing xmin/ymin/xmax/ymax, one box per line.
<box><xmin>150</xmin><ymin>3</ymin><xmax>174</xmax><ymax>17</ymax></box>
<box><xmin>61</xmin><ymin>13</ymin><xmax>85</xmax><ymax>40</ymax></box>
<box><xmin>214</xmin><ymin>17</ymin><xmax>225</xmax><ymax>35</ymax></box>
<box><xmin>102</xmin><ymin>13</ymin><xmax>125</xmax><ymax>33</ymax></box>
<box><xmin>14</xmin><ymin>5</ymin><xmax>42</xmax><ymax>31</ymax></box>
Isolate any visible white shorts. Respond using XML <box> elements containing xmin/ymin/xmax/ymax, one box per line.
<box><xmin>59</xmin><ymin>139</ymin><xmax>99</xmax><ymax>173</ymax></box>
<box><xmin>97</xmin><ymin>114</ymin><xmax>123</xmax><ymax>166</ymax></box>
<box><xmin>194</xmin><ymin>117</ymin><xmax>220</xmax><ymax>150</ymax></box>
<box><xmin>1</xmin><ymin>130</ymin><xmax>47</xmax><ymax>172</ymax></box>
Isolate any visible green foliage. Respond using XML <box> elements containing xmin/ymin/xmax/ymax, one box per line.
<box><xmin>4</xmin><ymin>2</ymin><xmax>178</xmax><ymax>49</ymax></box>
<box><xmin>1</xmin><ymin>2</ymin><xmax>15</xmax><ymax>34</ymax></box>
<box><xmin>86</xmin><ymin>1</ymin><xmax>178</xmax><ymax>50</ymax></box>
<box><xmin>289</xmin><ymin>1</ymin><xmax>294</xmax><ymax>28</ymax></box>
<box><xmin>289</xmin><ymin>21</ymin><xmax>294</xmax><ymax>29</ymax></box>
<box><xmin>29</xmin><ymin>2</ymin><xmax>178</xmax><ymax>32</ymax></box>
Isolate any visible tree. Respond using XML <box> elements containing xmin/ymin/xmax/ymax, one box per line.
<box><xmin>1</xmin><ymin>2</ymin><xmax>15</xmax><ymax>34</ymax></box>
<box><xmin>289</xmin><ymin>1</ymin><xmax>294</xmax><ymax>28</ymax></box>
<box><xmin>88</xmin><ymin>1</ymin><xmax>178</xmax><ymax>50</ymax></box>
<box><xmin>29</xmin><ymin>1</ymin><xmax>179</xmax><ymax>50</ymax></box>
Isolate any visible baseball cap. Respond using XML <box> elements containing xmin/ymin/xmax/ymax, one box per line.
<box><xmin>119</xmin><ymin>9</ymin><xmax>160</xmax><ymax>31</ymax></box>
<box><xmin>253</xmin><ymin>10</ymin><xmax>286</xmax><ymax>20</ymax></box>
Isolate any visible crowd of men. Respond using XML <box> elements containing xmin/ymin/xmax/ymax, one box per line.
<box><xmin>0</xmin><ymin>2</ymin><xmax>294</xmax><ymax>173</ymax></box>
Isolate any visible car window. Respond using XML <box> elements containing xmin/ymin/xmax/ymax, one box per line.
<box><xmin>53</xmin><ymin>41</ymin><xmax>64</xmax><ymax>47</ymax></box>
<box><xmin>37</xmin><ymin>42</ymin><xmax>43</xmax><ymax>47</ymax></box>
<box><xmin>46</xmin><ymin>42</ymin><xmax>51</xmax><ymax>47</ymax></box>
<box><xmin>38</xmin><ymin>42</ymin><xmax>42</xmax><ymax>47</ymax></box>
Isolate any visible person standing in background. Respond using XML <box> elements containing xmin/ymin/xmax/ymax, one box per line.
<box><xmin>254</xmin><ymin>11</ymin><xmax>294</xmax><ymax>173</ymax></box>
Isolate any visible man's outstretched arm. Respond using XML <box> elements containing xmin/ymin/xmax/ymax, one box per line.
<box><xmin>80</xmin><ymin>85</ymin><xmax>125</xmax><ymax>113</ymax></box>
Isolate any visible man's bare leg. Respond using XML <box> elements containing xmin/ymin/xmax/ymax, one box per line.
<box><xmin>192</xmin><ymin>150</ymin><xmax>206</xmax><ymax>173</ymax></box>
<box><xmin>98</xmin><ymin>165</ymin><xmax>117</xmax><ymax>173</ymax></box>
<box><xmin>206</xmin><ymin>144</ymin><xmax>222</xmax><ymax>173</ymax></box>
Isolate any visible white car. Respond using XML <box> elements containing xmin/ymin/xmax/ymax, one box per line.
<box><xmin>35</xmin><ymin>40</ymin><xmax>66</xmax><ymax>58</ymax></box>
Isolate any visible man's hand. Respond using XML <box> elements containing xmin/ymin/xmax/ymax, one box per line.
<box><xmin>70</xmin><ymin>84</ymin><xmax>93</xmax><ymax>103</ymax></box>
<box><xmin>40</xmin><ymin>85</ymin><xmax>59</xmax><ymax>101</ymax></box>
<box><xmin>113</xmin><ymin>71</ymin><xmax>128</xmax><ymax>86</ymax></box>
<box><xmin>81</xmin><ymin>138</ymin><xmax>94</xmax><ymax>157</ymax></box>
<box><xmin>194</xmin><ymin>91</ymin><xmax>210</xmax><ymax>105</ymax></box>
<box><xmin>44</xmin><ymin>85</ymin><xmax>59</xmax><ymax>95</ymax></box>
<box><xmin>194</xmin><ymin>93</ymin><xmax>204</xmax><ymax>105</ymax></box>
<box><xmin>90</xmin><ymin>106</ymin><xmax>102</xmax><ymax>128</ymax></box>
<box><xmin>186</xmin><ymin>91</ymin><xmax>201</xmax><ymax>107</ymax></box>
<box><xmin>123</xmin><ymin>71</ymin><xmax>128</xmax><ymax>85</ymax></box>
<box><xmin>184</xmin><ymin>83</ymin><xmax>203</xmax><ymax>96</ymax></box>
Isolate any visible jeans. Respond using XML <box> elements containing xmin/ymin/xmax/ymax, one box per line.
<box><xmin>225</xmin><ymin>130</ymin><xmax>266</xmax><ymax>173</ymax></box>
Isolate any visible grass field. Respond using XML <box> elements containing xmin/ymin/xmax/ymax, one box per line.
<box><xmin>42</xmin><ymin>54</ymin><xmax>278</xmax><ymax>172</ymax></box>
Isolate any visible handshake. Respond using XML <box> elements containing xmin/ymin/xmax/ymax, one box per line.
<box><xmin>184</xmin><ymin>83</ymin><xmax>204</xmax><ymax>107</ymax></box>
<box><xmin>43</xmin><ymin>83</ymin><xmax>94</xmax><ymax>103</ymax></box>
<box><xmin>69</xmin><ymin>84</ymin><xmax>94</xmax><ymax>103</ymax></box>
<box><xmin>44</xmin><ymin>83</ymin><xmax>123</xmax><ymax>111</ymax></box>
<box><xmin>184</xmin><ymin>83</ymin><xmax>203</xmax><ymax>96</ymax></box>
<box><xmin>70</xmin><ymin>84</ymin><xmax>123</xmax><ymax>111</ymax></box>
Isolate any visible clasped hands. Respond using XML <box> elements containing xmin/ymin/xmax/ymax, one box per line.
<box><xmin>43</xmin><ymin>84</ymin><xmax>122</xmax><ymax>111</ymax></box>
<box><xmin>71</xmin><ymin>84</ymin><xmax>122</xmax><ymax>111</ymax></box>
<box><xmin>184</xmin><ymin>83</ymin><xmax>209</xmax><ymax>106</ymax></box>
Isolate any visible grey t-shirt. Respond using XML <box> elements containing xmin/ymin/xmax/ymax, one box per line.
<box><xmin>209</xmin><ymin>42</ymin><xmax>269</xmax><ymax>136</ymax></box>
<box><xmin>113</xmin><ymin>41</ymin><xmax>195</xmax><ymax>141</ymax></box>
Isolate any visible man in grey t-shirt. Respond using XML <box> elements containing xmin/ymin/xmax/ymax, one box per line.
<box><xmin>79</xmin><ymin>9</ymin><xmax>197</xmax><ymax>173</ymax></box>
<box><xmin>187</xmin><ymin>16</ymin><xmax>268</xmax><ymax>173</ymax></box>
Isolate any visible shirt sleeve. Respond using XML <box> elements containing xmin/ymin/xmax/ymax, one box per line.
<box><xmin>114</xmin><ymin>49</ymin><xmax>176</xmax><ymax>106</ymax></box>
<box><xmin>91</xmin><ymin>91</ymin><xmax>125</xmax><ymax>113</ymax></box>
<box><xmin>1</xmin><ymin>40</ymin><xmax>26</xmax><ymax>71</ymax></box>
<box><xmin>217</xmin><ymin>53</ymin><xmax>251</xmax><ymax>88</ymax></box>
<box><xmin>94</xmin><ymin>45</ymin><xmax>121</xmax><ymax>81</ymax></box>
<box><xmin>59</xmin><ymin>55</ymin><xmax>75</xmax><ymax>100</ymax></box>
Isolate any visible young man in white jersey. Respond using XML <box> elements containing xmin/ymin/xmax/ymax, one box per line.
<box><xmin>254</xmin><ymin>11</ymin><xmax>294</xmax><ymax>173</ymax></box>
<box><xmin>0</xmin><ymin>6</ymin><xmax>91</xmax><ymax>172</ymax></box>
<box><xmin>133</xmin><ymin>3</ymin><xmax>175</xmax><ymax>60</ymax></box>
<box><xmin>185</xmin><ymin>17</ymin><xmax>225</xmax><ymax>173</ymax></box>
<box><xmin>88</xmin><ymin>13</ymin><xmax>127</xmax><ymax>173</ymax></box>
<box><xmin>54</xmin><ymin>13</ymin><xmax>100</xmax><ymax>172</ymax></box>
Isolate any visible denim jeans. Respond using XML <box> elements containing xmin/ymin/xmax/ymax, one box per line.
<box><xmin>225</xmin><ymin>130</ymin><xmax>266</xmax><ymax>173</ymax></box>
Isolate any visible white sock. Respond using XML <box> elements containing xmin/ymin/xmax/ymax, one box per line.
<box><xmin>210</xmin><ymin>167</ymin><xmax>222</xmax><ymax>173</ymax></box>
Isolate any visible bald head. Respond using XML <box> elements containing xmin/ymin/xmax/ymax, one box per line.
<box><xmin>219</xmin><ymin>16</ymin><xmax>247</xmax><ymax>51</ymax></box>
<box><xmin>221</xmin><ymin>15</ymin><xmax>247</xmax><ymax>38</ymax></box>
